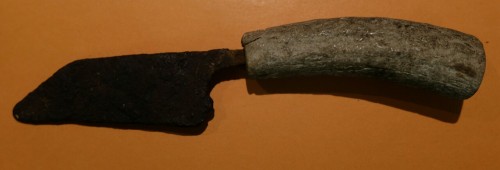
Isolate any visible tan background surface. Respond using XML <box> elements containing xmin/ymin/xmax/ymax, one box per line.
<box><xmin>1</xmin><ymin>0</ymin><xmax>499</xmax><ymax>169</ymax></box>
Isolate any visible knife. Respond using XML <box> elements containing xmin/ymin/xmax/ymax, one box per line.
<box><xmin>13</xmin><ymin>17</ymin><xmax>486</xmax><ymax>126</ymax></box>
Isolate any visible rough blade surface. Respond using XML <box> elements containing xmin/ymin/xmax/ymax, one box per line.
<box><xmin>14</xmin><ymin>49</ymin><xmax>244</xmax><ymax>126</ymax></box>
<box><xmin>242</xmin><ymin>17</ymin><xmax>486</xmax><ymax>99</ymax></box>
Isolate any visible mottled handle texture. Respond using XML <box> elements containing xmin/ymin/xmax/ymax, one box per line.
<box><xmin>242</xmin><ymin>17</ymin><xmax>485</xmax><ymax>99</ymax></box>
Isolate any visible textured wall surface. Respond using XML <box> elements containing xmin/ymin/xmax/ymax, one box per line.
<box><xmin>1</xmin><ymin>0</ymin><xmax>499</xmax><ymax>170</ymax></box>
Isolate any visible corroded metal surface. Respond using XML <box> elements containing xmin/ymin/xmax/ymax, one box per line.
<box><xmin>13</xmin><ymin>49</ymin><xmax>245</xmax><ymax>126</ymax></box>
<box><xmin>242</xmin><ymin>17</ymin><xmax>485</xmax><ymax>99</ymax></box>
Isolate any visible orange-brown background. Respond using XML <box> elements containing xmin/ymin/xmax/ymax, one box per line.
<box><xmin>1</xmin><ymin>0</ymin><xmax>499</xmax><ymax>169</ymax></box>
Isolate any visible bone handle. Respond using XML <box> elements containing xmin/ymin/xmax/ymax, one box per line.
<box><xmin>242</xmin><ymin>17</ymin><xmax>486</xmax><ymax>99</ymax></box>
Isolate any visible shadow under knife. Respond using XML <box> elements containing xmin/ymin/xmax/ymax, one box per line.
<box><xmin>18</xmin><ymin>66</ymin><xmax>462</xmax><ymax>135</ymax></box>
<box><xmin>245</xmin><ymin>75</ymin><xmax>463</xmax><ymax>123</ymax></box>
